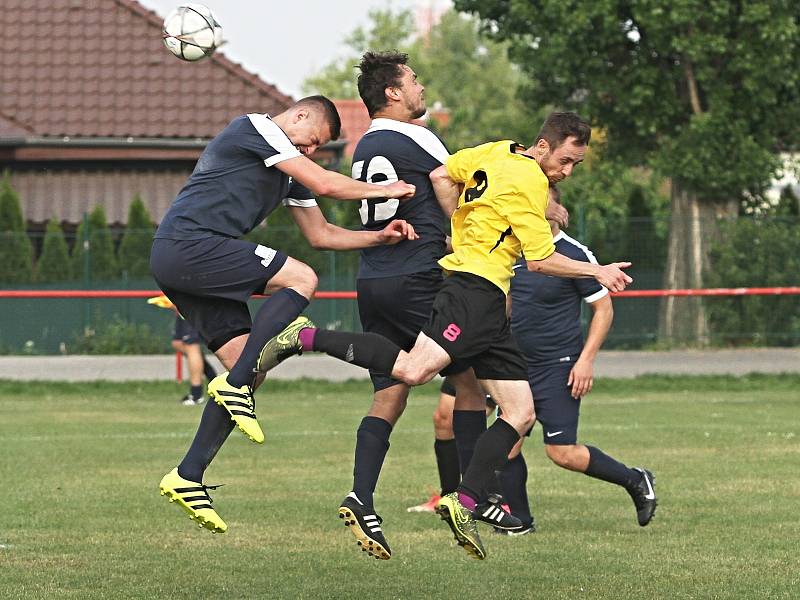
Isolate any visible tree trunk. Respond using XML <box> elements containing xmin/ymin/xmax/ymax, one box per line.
<box><xmin>658</xmin><ymin>181</ymin><xmax>738</xmax><ymax>346</ymax></box>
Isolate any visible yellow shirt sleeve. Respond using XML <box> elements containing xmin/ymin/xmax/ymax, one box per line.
<box><xmin>445</xmin><ymin>142</ymin><xmax>496</xmax><ymax>183</ymax></box>
<box><xmin>498</xmin><ymin>177</ymin><xmax>555</xmax><ymax>261</ymax></box>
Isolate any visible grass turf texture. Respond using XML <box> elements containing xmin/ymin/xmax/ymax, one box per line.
<box><xmin>1</xmin><ymin>375</ymin><xmax>797</xmax><ymax>599</ymax></box>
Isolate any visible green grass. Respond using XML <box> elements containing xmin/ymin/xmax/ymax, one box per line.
<box><xmin>1</xmin><ymin>375</ymin><xmax>798</xmax><ymax>599</ymax></box>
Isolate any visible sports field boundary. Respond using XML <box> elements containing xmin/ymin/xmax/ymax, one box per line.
<box><xmin>0</xmin><ymin>348</ymin><xmax>797</xmax><ymax>381</ymax></box>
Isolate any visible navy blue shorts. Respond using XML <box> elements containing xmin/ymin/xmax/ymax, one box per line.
<box><xmin>172</xmin><ymin>316</ymin><xmax>201</xmax><ymax>344</ymax></box>
<box><xmin>528</xmin><ymin>360</ymin><xmax>581</xmax><ymax>445</ymax></box>
<box><xmin>151</xmin><ymin>237</ymin><xmax>288</xmax><ymax>351</ymax></box>
<box><xmin>358</xmin><ymin>269</ymin><xmax>469</xmax><ymax>392</ymax></box>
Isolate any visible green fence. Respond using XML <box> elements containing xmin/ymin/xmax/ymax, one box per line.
<box><xmin>1</xmin><ymin>215</ymin><xmax>799</xmax><ymax>354</ymax></box>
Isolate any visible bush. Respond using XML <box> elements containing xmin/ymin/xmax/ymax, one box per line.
<box><xmin>71</xmin><ymin>206</ymin><xmax>118</xmax><ymax>282</ymax></box>
<box><xmin>118</xmin><ymin>196</ymin><xmax>155</xmax><ymax>278</ymax></box>
<box><xmin>706</xmin><ymin>217</ymin><xmax>800</xmax><ymax>346</ymax></box>
<box><xmin>70</xmin><ymin>315</ymin><xmax>169</xmax><ymax>354</ymax></box>
<box><xmin>35</xmin><ymin>218</ymin><xmax>73</xmax><ymax>282</ymax></box>
<box><xmin>0</xmin><ymin>174</ymin><xmax>33</xmax><ymax>284</ymax></box>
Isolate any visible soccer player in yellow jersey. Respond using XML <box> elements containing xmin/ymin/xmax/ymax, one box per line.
<box><xmin>262</xmin><ymin>112</ymin><xmax>633</xmax><ymax>559</ymax></box>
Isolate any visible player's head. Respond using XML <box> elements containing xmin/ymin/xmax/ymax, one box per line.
<box><xmin>280</xmin><ymin>95</ymin><xmax>342</xmax><ymax>155</ymax></box>
<box><xmin>357</xmin><ymin>51</ymin><xmax>426</xmax><ymax>120</ymax></box>
<box><xmin>532</xmin><ymin>112</ymin><xmax>591</xmax><ymax>183</ymax></box>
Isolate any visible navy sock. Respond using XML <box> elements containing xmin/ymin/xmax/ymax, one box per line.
<box><xmin>313</xmin><ymin>329</ymin><xmax>401</xmax><ymax>374</ymax></box>
<box><xmin>190</xmin><ymin>384</ymin><xmax>203</xmax><ymax>400</ymax></box>
<box><xmin>452</xmin><ymin>410</ymin><xmax>487</xmax><ymax>477</ymax></box>
<box><xmin>458</xmin><ymin>419</ymin><xmax>520</xmax><ymax>502</ymax></box>
<box><xmin>585</xmin><ymin>445</ymin><xmax>640</xmax><ymax>491</ymax></box>
<box><xmin>434</xmin><ymin>438</ymin><xmax>460</xmax><ymax>495</ymax></box>
<box><xmin>202</xmin><ymin>355</ymin><xmax>217</xmax><ymax>381</ymax></box>
<box><xmin>498</xmin><ymin>454</ymin><xmax>533</xmax><ymax>526</ymax></box>
<box><xmin>352</xmin><ymin>416</ymin><xmax>393</xmax><ymax>509</ymax></box>
<box><xmin>178</xmin><ymin>400</ymin><xmax>235</xmax><ymax>482</ymax></box>
<box><xmin>227</xmin><ymin>288</ymin><xmax>309</xmax><ymax>387</ymax></box>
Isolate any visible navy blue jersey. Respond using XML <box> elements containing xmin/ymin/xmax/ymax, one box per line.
<box><xmin>155</xmin><ymin>114</ymin><xmax>315</xmax><ymax>240</ymax></box>
<box><xmin>510</xmin><ymin>232</ymin><xmax>608</xmax><ymax>365</ymax></box>
<box><xmin>352</xmin><ymin>118</ymin><xmax>449</xmax><ymax>279</ymax></box>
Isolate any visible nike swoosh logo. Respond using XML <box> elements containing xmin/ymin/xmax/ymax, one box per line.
<box><xmin>546</xmin><ymin>431</ymin><xmax>563</xmax><ymax>438</ymax></box>
<box><xmin>642</xmin><ymin>472</ymin><xmax>656</xmax><ymax>500</ymax></box>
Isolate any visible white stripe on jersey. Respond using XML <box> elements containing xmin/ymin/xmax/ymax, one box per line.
<box><xmin>366</xmin><ymin>118</ymin><xmax>449</xmax><ymax>164</ymax></box>
<box><xmin>553</xmin><ymin>231</ymin><xmax>610</xmax><ymax>303</ymax></box>
<box><xmin>247</xmin><ymin>113</ymin><xmax>302</xmax><ymax>167</ymax></box>
<box><xmin>282</xmin><ymin>197</ymin><xmax>318</xmax><ymax>208</ymax></box>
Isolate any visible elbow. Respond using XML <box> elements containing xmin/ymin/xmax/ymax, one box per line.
<box><xmin>311</xmin><ymin>181</ymin><xmax>336</xmax><ymax>198</ymax></box>
<box><xmin>307</xmin><ymin>234</ymin><xmax>328</xmax><ymax>250</ymax></box>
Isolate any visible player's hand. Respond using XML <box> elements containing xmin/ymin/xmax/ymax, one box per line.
<box><xmin>546</xmin><ymin>198</ymin><xmax>569</xmax><ymax>228</ymax></box>
<box><xmin>379</xmin><ymin>219</ymin><xmax>418</xmax><ymax>244</ymax></box>
<box><xmin>383</xmin><ymin>180</ymin><xmax>416</xmax><ymax>199</ymax></box>
<box><xmin>567</xmin><ymin>358</ymin><xmax>594</xmax><ymax>399</ymax></box>
<box><xmin>595</xmin><ymin>262</ymin><xmax>633</xmax><ymax>292</ymax></box>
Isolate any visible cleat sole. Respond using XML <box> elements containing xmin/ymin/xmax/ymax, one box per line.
<box><xmin>159</xmin><ymin>486</ymin><xmax>226</xmax><ymax>534</ymax></box>
<box><xmin>337</xmin><ymin>507</ymin><xmax>390</xmax><ymax>560</ymax></box>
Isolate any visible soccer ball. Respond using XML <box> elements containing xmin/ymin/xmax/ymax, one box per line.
<box><xmin>162</xmin><ymin>4</ymin><xmax>223</xmax><ymax>62</ymax></box>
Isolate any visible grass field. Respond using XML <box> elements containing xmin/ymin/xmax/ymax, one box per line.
<box><xmin>1</xmin><ymin>374</ymin><xmax>798</xmax><ymax>599</ymax></box>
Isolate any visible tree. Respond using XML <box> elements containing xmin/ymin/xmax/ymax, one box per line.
<box><xmin>455</xmin><ymin>0</ymin><xmax>800</xmax><ymax>344</ymax></box>
<box><xmin>0</xmin><ymin>173</ymin><xmax>33</xmax><ymax>284</ymax></box>
<box><xmin>302</xmin><ymin>9</ymin><xmax>416</xmax><ymax>98</ymax></box>
<box><xmin>72</xmin><ymin>206</ymin><xmax>118</xmax><ymax>282</ymax></box>
<box><xmin>117</xmin><ymin>195</ymin><xmax>155</xmax><ymax>279</ymax></box>
<box><xmin>35</xmin><ymin>218</ymin><xmax>72</xmax><ymax>282</ymax></box>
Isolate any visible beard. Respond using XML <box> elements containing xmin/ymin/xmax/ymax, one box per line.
<box><xmin>408</xmin><ymin>99</ymin><xmax>427</xmax><ymax>120</ymax></box>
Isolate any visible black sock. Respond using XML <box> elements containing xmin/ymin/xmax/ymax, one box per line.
<box><xmin>458</xmin><ymin>419</ymin><xmax>520</xmax><ymax>502</ymax></box>
<box><xmin>190</xmin><ymin>384</ymin><xmax>203</xmax><ymax>400</ymax></box>
<box><xmin>202</xmin><ymin>355</ymin><xmax>217</xmax><ymax>381</ymax></box>
<box><xmin>352</xmin><ymin>416</ymin><xmax>392</xmax><ymax>509</ymax></box>
<box><xmin>313</xmin><ymin>329</ymin><xmax>401</xmax><ymax>374</ymax></box>
<box><xmin>434</xmin><ymin>438</ymin><xmax>461</xmax><ymax>495</ymax></box>
<box><xmin>452</xmin><ymin>410</ymin><xmax>487</xmax><ymax>477</ymax></box>
<box><xmin>178</xmin><ymin>400</ymin><xmax>235</xmax><ymax>482</ymax></box>
<box><xmin>585</xmin><ymin>445</ymin><xmax>640</xmax><ymax>491</ymax></box>
<box><xmin>228</xmin><ymin>288</ymin><xmax>309</xmax><ymax>387</ymax></box>
<box><xmin>498</xmin><ymin>454</ymin><xmax>533</xmax><ymax>526</ymax></box>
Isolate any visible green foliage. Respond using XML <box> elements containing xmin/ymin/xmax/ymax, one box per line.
<box><xmin>302</xmin><ymin>8</ymin><xmax>416</xmax><ymax>98</ymax></box>
<box><xmin>117</xmin><ymin>196</ymin><xmax>155</xmax><ymax>278</ymax></box>
<box><xmin>70</xmin><ymin>315</ymin><xmax>167</xmax><ymax>354</ymax></box>
<box><xmin>71</xmin><ymin>206</ymin><xmax>118</xmax><ymax>282</ymax></box>
<box><xmin>455</xmin><ymin>0</ymin><xmax>800</xmax><ymax>202</ymax></box>
<box><xmin>0</xmin><ymin>174</ymin><xmax>33</xmax><ymax>284</ymax></box>
<box><xmin>34</xmin><ymin>218</ymin><xmax>73</xmax><ymax>282</ymax></box>
<box><xmin>706</xmin><ymin>217</ymin><xmax>800</xmax><ymax>345</ymax></box>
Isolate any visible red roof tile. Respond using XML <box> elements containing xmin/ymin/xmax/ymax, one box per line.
<box><xmin>0</xmin><ymin>0</ymin><xmax>294</xmax><ymax>140</ymax></box>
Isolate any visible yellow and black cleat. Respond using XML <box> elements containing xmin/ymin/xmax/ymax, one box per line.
<box><xmin>435</xmin><ymin>492</ymin><xmax>486</xmax><ymax>560</ymax></box>
<box><xmin>256</xmin><ymin>316</ymin><xmax>315</xmax><ymax>373</ymax></box>
<box><xmin>159</xmin><ymin>468</ymin><xmax>227</xmax><ymax>533</ymax></box>
<box><xmin>207</xmin><ymin>372</ymin><xmax>264</xmax><ymax>444</ymax></box>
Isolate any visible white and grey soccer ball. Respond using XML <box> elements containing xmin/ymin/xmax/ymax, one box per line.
<box><xmin>162</xmin><ymin>4</ymin><xmax>223</xmax><ymax>62</ymax></box>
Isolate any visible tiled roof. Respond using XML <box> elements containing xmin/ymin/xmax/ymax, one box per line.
<box><xmin>0</xmin><ymin>0</ymin><xmax>294</xmax><ymax>140</ymax></box>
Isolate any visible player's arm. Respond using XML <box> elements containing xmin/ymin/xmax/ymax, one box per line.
<box><xmin>287</xmin><ymin>205</ymin><xmax>417</xmax><ymax>250</ymax></box>
<box><xmin>429</xmin><ymin>164</ymin><xmax>461</xmax><ymax>218</ymax></box>
<box><xmin>568</xmin><ymin>294</ymin><xmax>613</xmax><ymax>398</ymax></box>
<box><xmin>527</xmin><ymin>253</ymin><xmax>633</xmax><ymax>292</ymax></box>
<box><xmin>275</xmin><ymin>156</ymin><xmax>414</xmax><ymax>201</ymax></box>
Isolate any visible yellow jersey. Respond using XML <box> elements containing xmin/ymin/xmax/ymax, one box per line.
<box><xmin>439</xmin><ymin>141</ymin><xmax>555</xmax><ymax>294</ymax></box>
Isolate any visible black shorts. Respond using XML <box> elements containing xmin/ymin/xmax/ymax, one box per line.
<box><xmin>422</xmin><ymin>272</ymin><xmax>527</xmax><ymax>381</ymax></box>
<box><xmin>528</xmin><ymin>360</ymin><xmax>581</xmax><ymax>445</ymax></box>
<box><xmin>358</xmin><ymin>269</ymin><xmax>468</xmax><ymax>391</ymax></box>
<box><xmin>151</xmin><ymin>237</ymin><xmax>288</xmax><ymax>351</ymax></box>
<box><xmin>172</xmin><ymin>316</ymin><xmax>201</xmax><ymax>344</ymax></box>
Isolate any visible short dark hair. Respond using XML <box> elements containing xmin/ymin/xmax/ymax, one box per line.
<box><xmin>295</xmin><ymin>95</ymin><xmax>341</xmax><ymax>140</ymax></box>
<box><xmin>357</xmin><ymin>51</ymin><xmax>408</xmax><ymax>117</ymax></box>
<box><xmin>536</xmin><ymin>112</ymin><xmax>591</xmax><ymax>149</ymax></box>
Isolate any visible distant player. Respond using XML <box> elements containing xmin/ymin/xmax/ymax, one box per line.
<box><xmin>263</xmin><ymin>112</ymin><xmax>634</xmax><ymax>558</ymax></box>
<box><xmin>171</xmin><ymin>316</ymin><xmax>217</xmax><ymax>406</ymax></box>
<box><xmin>150</xmin><ymin>95</ymin><xmax>416</xmax><ymax>534</ymax></box>
<box><xmin>504</xmin><ymin>185</ymin><xmax>657</xmax><ymax>529</ymax></box>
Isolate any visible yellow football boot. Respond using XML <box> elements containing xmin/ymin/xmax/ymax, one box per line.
<box><xmin>256</xmin><ymin>316</ymin><xmax>315</xmax><ymax>373</ymax></box>
<box><xmin>435</xmin><ymin>492</ymin><xmax>486</xmax><ymax>560</ymax></box>
<box><xmin>159</xmin><ymin>468</ymin><xmax>227</xmax><ymax>533</ymax></box>
<box><xmin>207</xmin><ymin>372</ymin><xmax>264</xmax><ymax>444</ymax></box>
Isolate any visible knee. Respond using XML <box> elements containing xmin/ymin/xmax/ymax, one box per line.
<box><xmin>546</xmin><ymin>444</ymin><xmax>578</xmax><ymax>469</ymax></box>
<box><xmin>432</xmin><ymin>407</ymin><xmax>453</xmax><ymax>432</ymax></box>
<box><xmin>291</xmin><ymin>263</ymin><xmax>318</xmax><ymax>299</ymax></box>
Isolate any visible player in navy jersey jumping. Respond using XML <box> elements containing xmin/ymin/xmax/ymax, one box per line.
<box><xmin>503</xmin><ymin>185</ymin><xmax>657</xmax><ymax>529</ymax></box>
<box><xmin>151</xmin><ymin>95</ymin><xmax>417</xmax><ymax>534</ymax></box>
<box><xmin>329</xmin><ymin>51</ymin><xmax>519</xmax><ymax>560</ymax></box>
